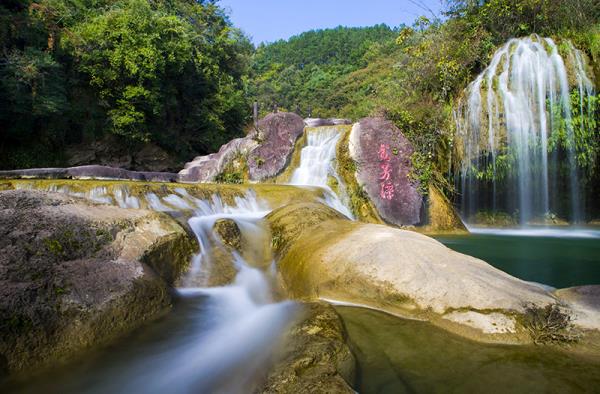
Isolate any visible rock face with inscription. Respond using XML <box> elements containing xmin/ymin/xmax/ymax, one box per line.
<box><xmin>349</xmin><ymin>117</ymin><xmax>423</xmax><ymax>226</ymax></box>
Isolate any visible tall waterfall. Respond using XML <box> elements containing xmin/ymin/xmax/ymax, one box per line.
<box><xmin>291</xmin><ymin>126</ymin><xmax>354</xmax><ymax>218</ymax></box>
<box><xmin>455</xmin><ymin>35</ymin><xmax>596</xmax><ymax>224</ymax></box>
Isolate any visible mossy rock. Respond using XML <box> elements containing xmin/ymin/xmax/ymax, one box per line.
<box><xmin>259</xmin><ymin>302</ymin><xmax>356</xmax><ymax>393</ymax></box>
<box><xmin>0</xmin><ymin>190</ymin><xmax>196</xmax><ymax>377</ymax></box>
<box><xmin>213</xmin><ymin>218</ymin><xmax>243</xmax><ymax>251</ymax></box>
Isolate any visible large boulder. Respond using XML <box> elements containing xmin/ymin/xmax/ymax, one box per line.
<box><xmin>178</xmin><ymin>137</ymin><xmax>258</xmax><ymax>183</ymax></box>
<box><xmin>178</xmin><ymin>112</ymin><xmax>304</xmax><ymax>183</ymax></box>
<box><xmin>349</xmin><ymin>117</ymin><xmax>423</xmax><ymax>226</ymax></box>
<box><xmin>266</xmin><ymin>202</ymin><xmax>571</xmax><ymax>343</ymax></box>
<box><xmin>0</xmin><ymin>190</ymin><xmax>196</xmax><ymax>375</ymax></box>
<box><xmin>259</xmin><ymin>302</ymin><xmax>355</xmax><ymax>393</ymax></box>
<box><xmin>247</xmin><ymin>113</ymin><xmax>305</xmax><ymax>181</ymax></box>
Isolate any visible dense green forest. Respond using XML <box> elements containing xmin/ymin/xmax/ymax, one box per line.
<box><xmin>1</xmin><ymin>0</ymin><xmax>599</xmax><ymax>175</ymax></box>
<box><xmin>0</xmin><ymin>0</ymin><xmax>252</xmax><ymax>169</ymax></box>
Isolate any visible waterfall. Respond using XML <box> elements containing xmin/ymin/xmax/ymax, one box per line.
<box><xmin>154</xmin><ymin>192</ymin><xmax>298</xmax><ymax>392</ymax></box>
<box><xmin>290</xmin><ymin>126</ymin><xmax>354</xmax><ymax>218</ymax></box>
<box><xmin>455</xmin><ymin>35</ymin><xmax>596</xmax><ymax>225</ymax></box>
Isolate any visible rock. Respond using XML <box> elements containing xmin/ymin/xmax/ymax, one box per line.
<box><xmin>213</xmin><ymin>218</ymin><xmax>243</xmax><ymax>251</ymax></box>
<box><xmin>132</xmin><ymin>144</ymin><xmax>180</xmax><ymax>173</ymax></box>
<box><xmin>178</xmin><ymin>137</ymin><xmax>258</xmax><ymax>183</ymax></box>
<box><xmin>179</xmin><ymin>112</ymin><xmax>304</xmax><ymax>183</ymax></box>
<box><xmin>304</xmin><ymin>118</ymin><xmax>352</xmax><ymax>128</ymax></box>
<box><xmin>349</xmin><ymin>117</ymin><xmax>423</xmax><ymax>226</ymax></box>
<box><xmin>555</xmin><ymin>286</ymin><xmax>600</xmax><ymax>330</ymax></box>
<box><xmin>248</xmin><ymin>113</ymin><xmax>305</xmax><ymax>181</ymax></box>
<box><xmin>259</xmin><ymin>302</ymin><xmax>355</xmax><ymax>393</ymax></box>
<box><xmin>266</xmin><ymin>202</ymin><xmax>560</xmax><ymax>343</ymax></box>
<box><xmin>422</xmin><ymin>185</ymin><xmax>467</xmax><ymax>233</ymax></box>
<box><xmin>66</xmin><ymin>135</ymin><xmax>133</xmax><ymax>169</ymax></box>
<box><xmin>0</xmin><ymin>190</ymin><xmax>196</xmax><ymax>376</ymax></box>
<box><xmin>66</xmin><ymin>136</ymin><xmax>180</xmax><ymax>173</ymax></box>
<box><xmin>0</xmin><ymin>165</ymin><xmax>178</xmax><ymax>183</ymax></box>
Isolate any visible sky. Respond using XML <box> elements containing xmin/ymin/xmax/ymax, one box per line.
<box><xmin>217</xmin><ymin>0</ymin><xmax>446</xmax><ymax>45</ymax></box>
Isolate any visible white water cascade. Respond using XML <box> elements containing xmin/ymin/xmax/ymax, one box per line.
<box><xmin>155</xmin><ymin>192</ymin><xmax>297</xmax><ymax>392</ymax></box>
<box><xmin>19</xmin><ymin>191</ymin><xmax>299</xmax><ymax>394</ymax></box>
<box><xmin>290</xmin><ymin>126</ymin><xmax>354</xmax><ymax>218</ymax></box>
<box><xmin>455</xmin><ymin>35</ymin><xmax>596</xmax><ymax>224</ymax></box>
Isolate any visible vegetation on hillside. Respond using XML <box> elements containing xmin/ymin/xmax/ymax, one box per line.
<box><xmin>0</xmin><ymin>0</ymin><xmax>252</xmax><ymax>169</ymax></box>
<box><xmin>249</xmin><ymin>0</ymin><xmax>599</xmax><ymax>200</ymax></box>
<box><xmin>1</xmin><ymin>0</ymin><xmax>599</xmax><ymax>202</ymax></box>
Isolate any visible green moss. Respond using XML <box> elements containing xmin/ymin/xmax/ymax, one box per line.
<box><xmin>44</xmin><ymin>238</ymin><xmax>64</xmax><ymax>257</ymax></box>
<box><xmin>335</xmin><ymin>126</ymin><xmax>382</xmax><ymax>224</ymax></box>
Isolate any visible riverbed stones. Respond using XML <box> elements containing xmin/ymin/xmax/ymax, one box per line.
<box><xmin>266</xmin><ymin>202</ymin><xmax>560</xmax><ymax>343</ymax></box>
<box><xmin>0</xmin><ymin>190</ymin><xmax>196</xmax><ymax>376</ymax></box>
<box><xmin>349</xmin><ymin>117</ymin><xmax>423</xmax><ymax>226</ymax></box>
<box><xmin>259</xmin><ymin>302</ymin><xmax>355</xmax><ymax>393</ymax></box>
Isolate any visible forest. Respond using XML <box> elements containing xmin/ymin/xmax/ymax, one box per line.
<box><xmin>1</xmin><ymin>0</ymin><xmax>599</xmax><ymax>180</ymax></box>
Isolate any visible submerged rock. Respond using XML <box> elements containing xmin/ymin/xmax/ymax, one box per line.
<box><xmin>0</xmin><ymin>190</ymin><xmax>195</xmax><ymax>376</ymax></box>
<box><xmin>349</xmin><ymin>117</ymin><xmax>423</xmax><ymax>226</ymax></box>
<box><xmin>259</xmin><ymin>302</ymin><xmax>355</xmax><ymax>393</ymax></box>
<box><xmin>266</xmin><ymin>202</ymin><xmax>564</xmax><ymax>343</ymax></box>
<box><xmin>213</xmin><ymin>218</ymin><xmax>243</xmax><ymax>251</ymax></box>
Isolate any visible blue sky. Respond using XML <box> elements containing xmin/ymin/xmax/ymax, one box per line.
<box><xmin>218</xmin><ymin>0</ymin><xmax>446</xmax><ymax>45</ymax></box>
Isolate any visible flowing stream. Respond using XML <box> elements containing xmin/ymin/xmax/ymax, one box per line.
<box><xmin>290</xmin><ymin>126</ymin><xmax>353</xmax><ymax>218</ymax></box>
<box><xmin>455</xmin><ymin>35</ymin><xmax>596</xmax><ymax>224</ymax></box>
<box><xmin>4</xmin><ymin>191</ymin><xmax>298</xmax><ymax>393</ymax></box>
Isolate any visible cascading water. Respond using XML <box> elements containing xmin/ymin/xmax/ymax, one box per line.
<box><xmin>9</xmin><ymin>190</ymin><xmax>298</xmax><ymax>393</ymax></box>
<box><xmin>454</xmin><ymin>35</ymin><xmax>596</xmax><ymax>225</ymax></box>
<box><xmin>290</xmin><ymin>126</ymin><xmax>354</xmax><ymax>218</ymax></box>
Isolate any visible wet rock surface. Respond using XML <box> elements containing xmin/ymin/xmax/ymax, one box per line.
<box><xmin>0</xmin><ymin>190</ymin><xmax>195</xmax><ymax>376</ymax></box>
<box><xmin>213</xmin><ymin>218</ymin><xmax>243</xmax><ymax>251</ymax></box>
<box><xmin>259</xmin><ymin>302</ymin><xmax>355</xmax><ymax>394</ymax></box>
<box><xmin>265</xmin><ymin>202</ymin><xmax>580</xmax><ymax>343</ymax></box>
<box><xmin>349</xmin><ymin>117</ymin><xmax>423</xmax><ymax>226</ymax></box>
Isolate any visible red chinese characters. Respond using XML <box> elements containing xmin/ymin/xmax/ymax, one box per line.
<box><xmin>378</xmin><ymin>143</ymin><xmax>394</xmax><ymax>200</ymax></box>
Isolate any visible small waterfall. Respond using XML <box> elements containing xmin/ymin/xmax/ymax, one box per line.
<box><xmin>159</xmin><ymin>192</ymin><xmax>298</xmax><ymax>392</ymax></box>
<box><xmin>455</xmin><ymin>35</ymin><xmax>596</xmax><ymax>225</ymax></box>
<box><xmin>290</xmin><ymin>126</ymin><xmax>354</xmax><ymax>218</ymax></box>
<box><xmin>10</xmin><ymin>182</ymin><xmax>299</xmax><ymax>392</ymax></box>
